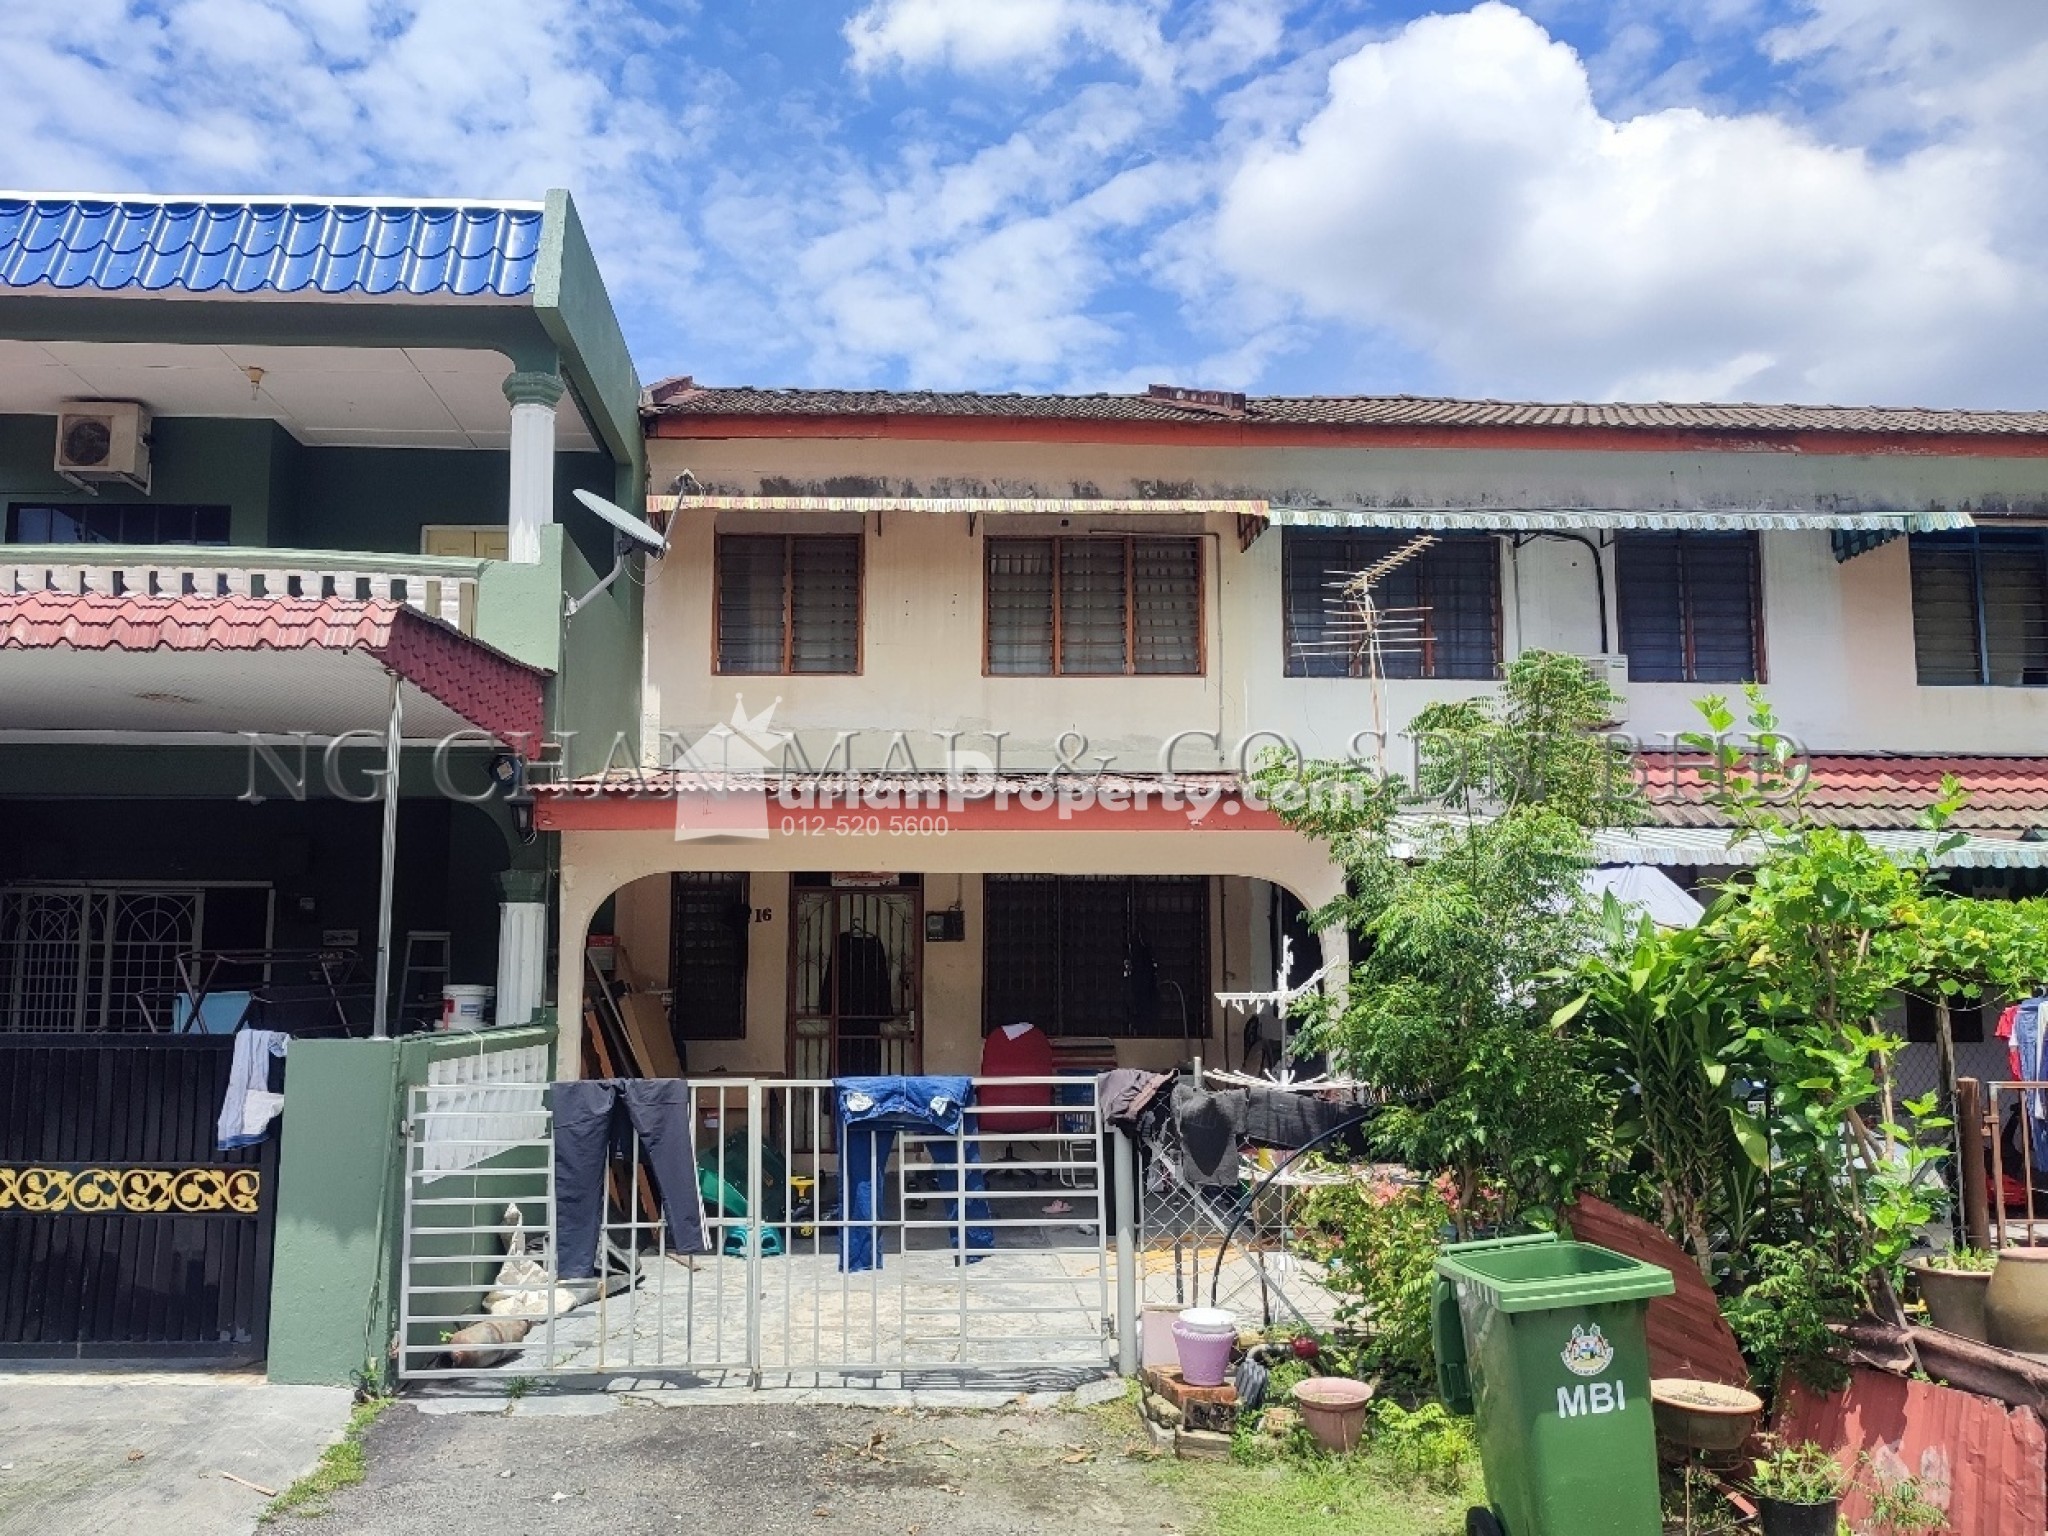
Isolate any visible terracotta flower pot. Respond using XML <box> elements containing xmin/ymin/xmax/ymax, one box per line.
<box><xmin>1985</xmin><ymin>1247</ymin><xmax>2048</xmax><ymax>1360</ymax></box>
<box><xmin>1649</xmin><ymin>1378</ymin><xmax>1763</xmax><ymax>1454</ymax></box>
<box><xmin>1757</xmin><ymin>1496</ymin><xmax>1839</xmax><ymax>1536</ymax></box>
<box><xmin>1292</xmin><ymin>1376</ymin><xmax>1375</xmax><ymax>1454</ymax></box>
<box><xmin>1911</xmin><ymin>1258</ymin><xmax>1993</xmax><ymax>1343</ymax></box>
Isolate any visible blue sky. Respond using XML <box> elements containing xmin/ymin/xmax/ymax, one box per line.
<box><xmin>1</xmin><ymin>0</ymin><xmax>2044</xmax><ymax>406</ymax></box>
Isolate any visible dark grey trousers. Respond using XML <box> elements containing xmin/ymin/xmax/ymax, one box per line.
<box><xmin>552</xmin><ymin>1078</ymin><xmax>708</xmax><ymax>1278</ymax></box>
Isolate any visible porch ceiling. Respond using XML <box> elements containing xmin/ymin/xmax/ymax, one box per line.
<box><xmin>0</xmin><ymin>591</ymin><xmax>545</xmax><ymax>745</ymax></box>
<box><xmin>0</xmin><ymin>339</ymin><xmax>598</xmax><ymax>451</ymax></box>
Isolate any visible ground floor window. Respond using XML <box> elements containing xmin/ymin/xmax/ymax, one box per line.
<box><xmin>668</xmin><ymin>874</ymin><xmax>749</xmax><ymax>1041</ymax></box>
<box><xmin>982</xmin><ymin>875</ymin><xmax>1208</xmax><ymax>1038</ymax></box>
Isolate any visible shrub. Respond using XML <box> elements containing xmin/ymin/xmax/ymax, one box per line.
<box><xmin>1301</xmin><ymin>1177</ymin><xmax>1452</xmax><ymax>1378</ymax></box>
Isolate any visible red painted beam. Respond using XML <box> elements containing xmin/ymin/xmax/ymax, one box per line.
<box><xmin>537</xmin><ymin>785</ymin><xmax>1292</xmax><ymax>834</ymax></box>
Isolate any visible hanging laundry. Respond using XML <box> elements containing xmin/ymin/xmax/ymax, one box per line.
<box><xmin>216</xmin><ymin>1028</ymin><xmax>288</xmax><ymax>1151</ymax></box>
<box><xmin>552</xmin><ymin>1078</ymin><xmax>709</xmax><ymax>1278</ymax></box>
<box><xmin>836</xmin><ymin>1075</ymin><xmax>992</xmax><ymax>1273</ymax></box>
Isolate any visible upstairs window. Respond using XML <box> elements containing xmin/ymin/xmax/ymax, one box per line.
<box><xmin>986</xmin><ymin>536</ymin><xmax>1203</xmax><ymax>675</ymax></box>
<box><xmin>1281</xmin><ymin>531</ymin><xmax>1501</xmax><ymax>679</ymax></box>
<box><xmin>1615</xmin><ymin>531</ymin><xmax>1762</xmax><ymax>683</ymax></box>
<box><xmin>1910</xmin><ymin>532</ymin><xmax>2048</xmax><ymax>687</ymax></box>
<box><xmin>7</xmin><ymin>503</ymin><xmax>230</xmax><ymax>545</ymax></box>
<box><xmin>715</xmin><ymin>534</ymin><xmax>861</xmax><ymax>675</ymax></box>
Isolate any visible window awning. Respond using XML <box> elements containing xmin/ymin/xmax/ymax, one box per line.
<box><xmin>657</xmin><ymin>493</ymin><xmax>1264</xmax><ymax>516</ymax></box>
<box><xmin>1264</xmin><ymin>507</ymin><xmax>1974</xmax><ymax>534</ymax></box>
<box><xmin>1591</xmin><ymin>825</ymin><xmax>2048</xmax><ymax>871</ymax></box>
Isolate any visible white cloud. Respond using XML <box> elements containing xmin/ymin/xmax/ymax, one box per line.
<box><xmin>1210</xmin><ymin>1</ymin><xmax>2044</xmax><ymax>405</ymax></box>
<box><xmin>844</xmin><ymin>0</ymin><xmax>1171</xmax><ymax>82</ymax></box>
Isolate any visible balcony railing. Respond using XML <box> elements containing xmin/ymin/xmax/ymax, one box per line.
<box><xmin>2</xmin><ymin>544</ymin><xmax>491</xmax><ymax>635</ymax></box>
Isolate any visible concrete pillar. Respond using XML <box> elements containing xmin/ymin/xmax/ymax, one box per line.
<box><xmin>1316</xmin><ymin>923</ymin><xmax>1350</xmax><ymax>1009</ymax></box>
<box><xmin>494</xmin><ymin>869</ymin><xmax>548</xmax><ymax>1027</ymax></box>
<box><xmin>503</xmin><ymin>370</ymin><xmax>564</xmax><ymax>565</ymax></box>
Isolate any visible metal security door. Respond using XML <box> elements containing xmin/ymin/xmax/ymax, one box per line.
<box><xmin>788</xmin><ymin>887</ymin><xmax>923</xmax><ymax>1081</ymax></box>
<box><xmin>0</xmin><ymin>1036</ymin><xmax>278</xmax><ymax>1358</ymax></box>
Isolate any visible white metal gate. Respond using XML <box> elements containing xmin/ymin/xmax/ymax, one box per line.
<box><xmin>398</xmin><ymin>1076</ymin><xmax>1112</xmax><ymax>1388</ymax></box>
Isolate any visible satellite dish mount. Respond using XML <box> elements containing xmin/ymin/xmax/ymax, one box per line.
<box><xmin>565</xmin><ymin>488</ymin><xmax>669</xmax><ymax>618</ymax></box>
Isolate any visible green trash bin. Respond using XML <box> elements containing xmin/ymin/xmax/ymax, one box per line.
<box><xmin>1432</xmin><ymin>1232</ymin><xmax>1674</xmax><ymax>1536</ymax></box>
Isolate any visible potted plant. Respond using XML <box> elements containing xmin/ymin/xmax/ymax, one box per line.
<box><xmin>1909</xmin><ymin>1247</ymin><xmax>1998</xmax><ymax>1342</ymax></box>
<box><xmin>1752</xmin><ymin>1441</ymin><xmax>1849</xmax><ymax>1536</ymax></box>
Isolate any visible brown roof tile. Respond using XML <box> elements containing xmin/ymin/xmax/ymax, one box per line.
<box><xmin>644</xmin><ymin>379</ymin><xmax>2048</xmax><ymax>436</ymax></box>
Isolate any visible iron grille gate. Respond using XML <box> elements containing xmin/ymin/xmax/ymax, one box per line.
<box><xmin>399</xmin><ymin>1077</ymin><xmax>1112</xmax><ymax>1387</ymax></box>
<box><xmin>0</xmin><ymin>1035</ymin><xmax>279</xmax><ymax>1358</ymax></box>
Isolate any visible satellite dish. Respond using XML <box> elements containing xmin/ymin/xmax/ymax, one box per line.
<box><xmin>573</xmin><ymin>488</ymin><xmax>668</xmax><ymax>557</ymax></box>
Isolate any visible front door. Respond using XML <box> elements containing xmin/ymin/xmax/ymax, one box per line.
<box><xmin>788</xmin><ymin>882</ymin><xmax>922</xmax><ymax>1081</ymax></box>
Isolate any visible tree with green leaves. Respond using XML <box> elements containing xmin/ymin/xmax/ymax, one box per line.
<box><xmin>1255</xmin><ymin>650</ymin><xmax>1639</xmax><ymax>1227</ymax></box>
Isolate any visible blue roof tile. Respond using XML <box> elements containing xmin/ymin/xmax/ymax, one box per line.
<box><xmin>0</xmin><ymin>196</ymin><xmax>542</xmax><ymax>299</ymax></box>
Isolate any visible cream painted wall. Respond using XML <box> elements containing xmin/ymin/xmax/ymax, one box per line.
<box><xmin>647</xmin><ymin>436</ymin><xmax>2048</xmax><ymax>761</ymax></box>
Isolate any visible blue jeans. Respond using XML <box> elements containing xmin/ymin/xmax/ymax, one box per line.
<box><xmin>837</xmin><ymin>1075</ymin><xmax>993</xmax><ymax>1272</ymax></box>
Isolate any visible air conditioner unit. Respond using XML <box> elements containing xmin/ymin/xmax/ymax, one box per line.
<box><xmin>54</xmin><ymin>400</ymin><xmax>151</xmax><ymax>491</ymax></box>
<box><xmin>1585</xmin><ymin>653</ymin><xmax>1631</xmax><ymax>726</ymax></box>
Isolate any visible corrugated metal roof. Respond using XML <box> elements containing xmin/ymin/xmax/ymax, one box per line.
<box><xmin>1564</xmin><ymin>1195</ymin><xmax>1749</xmax><ymax>1387</ymax></box>
<box><xmin>1593</xmin><ymin>825</ymin><xmax>2048</xmax><ymax>870</ymax></box>
<box><xmin>1267</xmin><ymin>507</ymin><xmax>1970</xmax><ymax>533</ymax></box>
<box><xmin>645</xmin><ymin>380</ymin><xmax>2048</xmax><ymax>436</ymax></box>
<box><xmin>0</xmin><ymin>196</ymin><xmax>542</xmax><ymax>299</ymax></box>
<box><xmin>1780</xmin><ymin>1368</ymin><xmax>2047</xmax><ymax>1534</ymax></box>
<box><xmin>659</xmin><ymin>495</ymin><xmax>1971</xmax><ymax>533</ymax></box>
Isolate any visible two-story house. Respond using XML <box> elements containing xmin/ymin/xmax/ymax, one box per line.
<box><xmin>0</xmin><ymin>191</ymin><xmax>643</xmax><ymax>1361</ymax></box>
<box><xmin>540</xmin><ymin>384</ymin><xmax>2048</xmax><ymax>1101</ymax></box>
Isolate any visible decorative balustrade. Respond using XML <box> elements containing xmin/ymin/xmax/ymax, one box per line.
<box><xmin>2</xmin><ymin>545</ymin><xmax>491</xmax><ymax>635</ymax></box>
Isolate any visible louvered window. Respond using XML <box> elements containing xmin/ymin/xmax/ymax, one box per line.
<box><xmin>669</xmin><ymin>874</ymin><xmax>748</xmax><ymax>1041</ymax></box>
<box><xmin>1615</xmin><ymin>532</ymin><xmax>1762</xmax><ymax>683</ymax></box>
<box><xmin>716</xmin><ymin>535</ymin><xmax>860</xmax><ymax>674</ymax></box>
<box><xmin>1910</xmin><ymin>532</ymin><xmax>2048</xmax><ymax>686</ymax></box>
<box><xmin>1282</xmin><ymin>532</ymin><xmax>1501</xmax><ymax>679</ymax></box>
<box><xmin>985</xmin><ymin>536</ymin><xmax>1202</xmax><ymax>675</ymax></box>
<box><xmin>982</xmin><ymin>875</ymin><xmax>1208</xmax><ymax>1038</ymax></box>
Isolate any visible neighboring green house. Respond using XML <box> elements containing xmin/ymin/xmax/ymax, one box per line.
<box><xmin>0</xmin><ymin>191</ymin><xmax>642</xmax><ymax>1367</ymax></box>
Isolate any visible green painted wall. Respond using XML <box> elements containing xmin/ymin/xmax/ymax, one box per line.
<box><xmin>0</xmin><ymin>414</ymin><xmax>287</xmax><ymax>544</ymax></box>
<box><xmin>535</xmin><ymin>188</ymin><xmax>645</xmax><ymax>497</ymax></box>
<box><xmin>265</xmin><ymin>1021</ymin><xmax>557</xmax><ymax>1387</ymax></box>
<box><xmin>556</xmin><ymin>515</ymin><xmax>644</xmax><ymax>777</ymax></box>
<box><xmin>0</xmin><ymin>411</ymin><xmax>613</xmax><ymax>559</ymax></box>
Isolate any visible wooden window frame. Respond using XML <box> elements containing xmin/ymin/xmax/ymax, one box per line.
<box><xmin>1615</xmin><ymin>531</ymin><xmax>1767</xmax><ymax>685</ymax></box>
<box><xmin>712</xmin><ymin>532</ymin><xmax>864</xmax><ymax>677</ymax></box>
<box><xmin>982</xmin><ymin>534</ymin><xmax>1206</xmax><ymax>677</ymax></box>
<box><xmin>1279</xmin><ymin>531</ymin><xmax>1505</xmax><ymax>680</ymax></box>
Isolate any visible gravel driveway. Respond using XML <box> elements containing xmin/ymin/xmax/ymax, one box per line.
<box><xmin>286</xmin><ymin>1395</ymin><xmax>1199</xmax><ymax>1536</ymax></box>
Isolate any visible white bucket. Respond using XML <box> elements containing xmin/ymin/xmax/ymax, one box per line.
<box><xmin>1176</xmin><ymin>1306</ymin><xmax>1237</xmax><ymax>1335</ymax></box>
<box><xmin>440</xmin><ymin>985</ymin><xmax>492</xmax><ymax>1030</ymax></box>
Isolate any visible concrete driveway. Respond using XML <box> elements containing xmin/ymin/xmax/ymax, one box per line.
<box><xmin>0</xmin><ymin>1369</ymin><xmax>354</xmax><ymax>1536</ymax></box>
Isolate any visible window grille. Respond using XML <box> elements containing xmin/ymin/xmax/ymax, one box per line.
<box><xmin>1615</xmin><ymin>531</ymin><xmax>1762</xmax><ymax>683</ymax></box>
<box><xmin>1281</xmin><ymin>532</ymin><xmax>1501</xmax><ymax>679</ymax></box>
<box><xmin>983</xmin><ymin>875</ymin><xmax>1208</xmax><ymax>1038</ymax></box>
<box><xmin>985</xmin><ymin>537</ymin><xmax>1202</xmax><ymax>676</ymax></box>
<box><xmin>716</xmin><ymin>535</ymin><xmax>860</xmax><ymax>674</ymax></box>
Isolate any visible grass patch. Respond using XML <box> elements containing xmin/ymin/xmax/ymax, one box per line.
<box><xmin>261</xmin><ymin>1397</ymin><xmax>390</xmax><ymax>1523</ymax></box>
<box><xmin>1167</xmin><ymin>1450</ymin><xmax>1483</xmax><ymax>1536</ymax></box>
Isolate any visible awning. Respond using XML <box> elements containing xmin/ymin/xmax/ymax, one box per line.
<box><xmin>1264</xmin><ymin>506</ymin><xmax>1974</xmax><ymax>534</ymax></box>
<box><xmin>0</xmin><ymin>591</ymin><xmax>547</xmax><ymax>746</ymax></box>
<box><xmin>1592</xmin><ymin>825</ymin><xmax>2048</xmax><ymax>871</ymax></box>
<box><xmin>657</xmin><ymin>493</ymin><xmax>1264</xmax><ymax>516</ymax></box>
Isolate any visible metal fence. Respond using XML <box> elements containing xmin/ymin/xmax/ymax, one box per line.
<box><xmin>398</xmin><ymin>1076</ymin><xmax>1111</xmax><ymax>1388</ymax></box>
<box><xmin>1985</xmin><ymin>1080</ymin><xmax>2048</xmax><ymax>1249</ymax></box>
